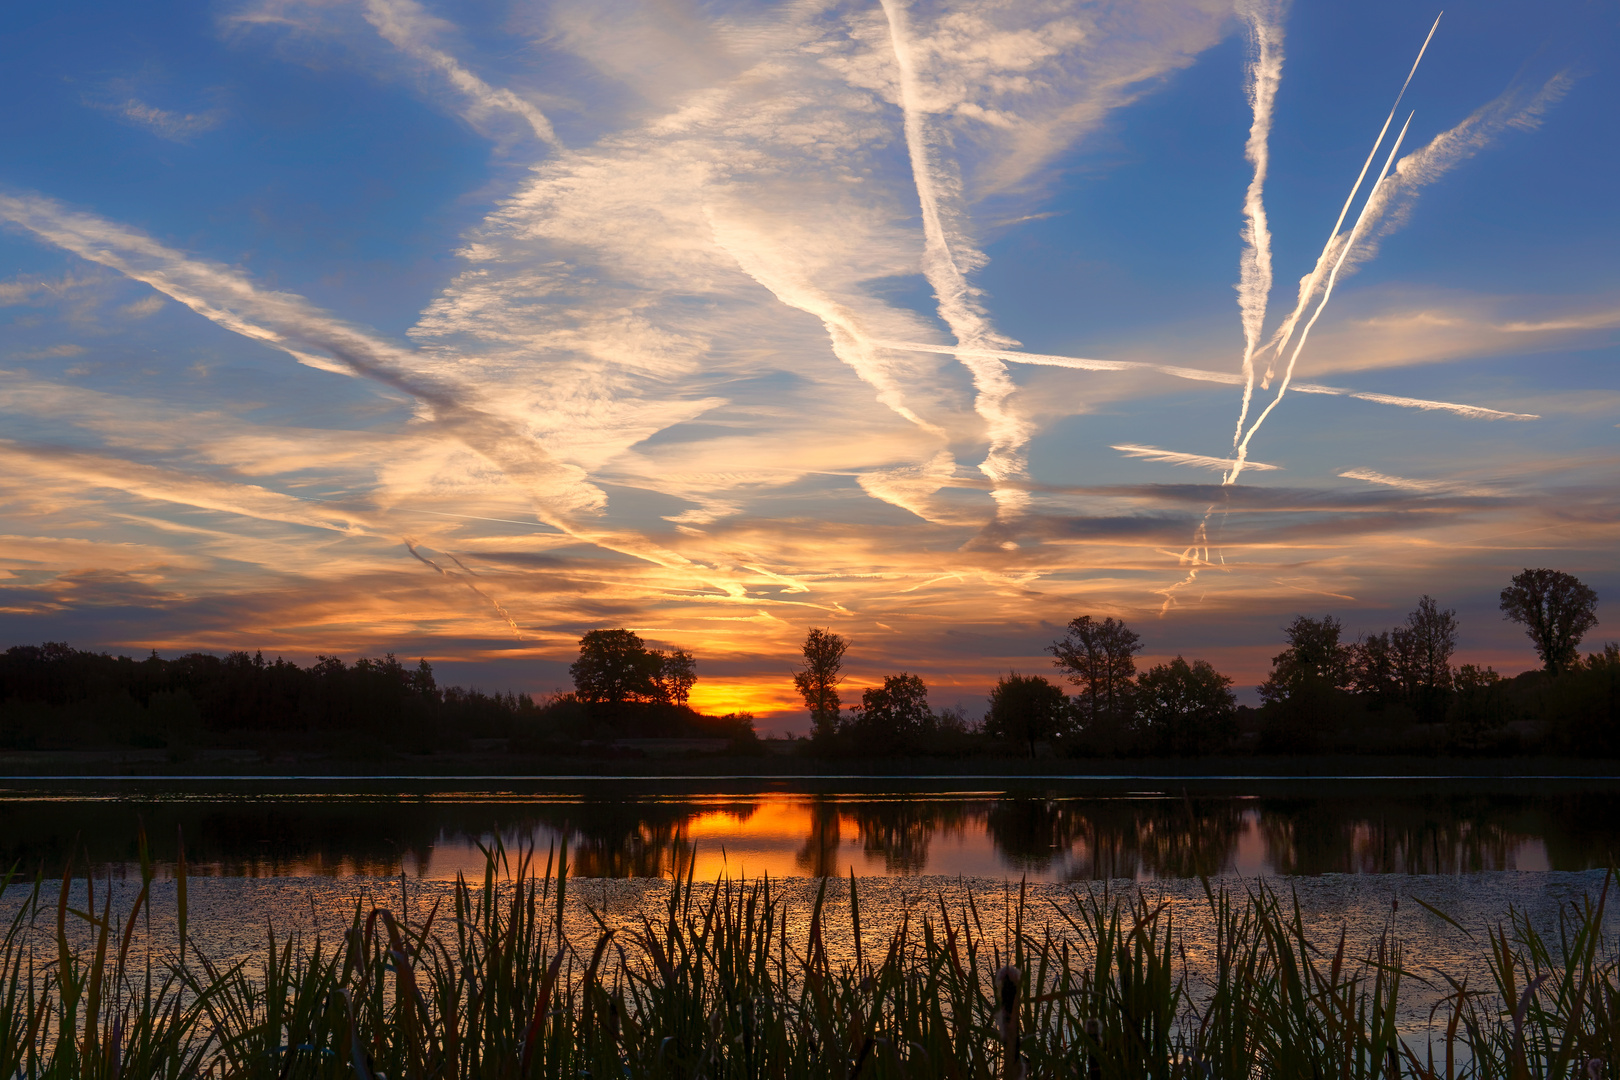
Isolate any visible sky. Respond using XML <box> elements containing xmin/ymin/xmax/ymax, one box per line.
<box><xmin>1</xmin><ymin>0</ymin><xmax>1616</xmax><ymax>729</ymax></box>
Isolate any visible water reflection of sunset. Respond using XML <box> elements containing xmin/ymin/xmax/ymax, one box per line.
<box><xmin>0</xmin><ymin>782</ymin><xmax>1608</xmax><ymax>884</ymax></box>
<box><xmin>402</xmin><ymin>791</ymin><xmax>1586</xmax><ymax>884</ymax></box>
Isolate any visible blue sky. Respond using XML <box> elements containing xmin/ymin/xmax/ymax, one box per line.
<box><xmin>1</xmin><ymin>0</ymin><xmax>1616</xmax><ymax>722</ymax></box>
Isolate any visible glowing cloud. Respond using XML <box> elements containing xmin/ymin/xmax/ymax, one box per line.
<box><xmin>0</xmin><ymin>0</ymin><xmax>1603</xmax><ymax>716</ymax></box>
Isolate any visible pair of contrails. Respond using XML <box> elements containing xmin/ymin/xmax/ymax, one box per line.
<box><xmin>884</xmin><ymin>13</ymin><xmax>1536</xmax><ymax>484</ymax></box>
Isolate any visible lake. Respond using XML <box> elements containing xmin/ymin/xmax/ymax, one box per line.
<box><xmin>2</xmin><ymin>773</ymin><xmax>1616</xmax><ymax>882</ymax></box>
<box><xmin>5</xmin><ymin>773</ymin><xmax>1618</xmax><ymax>1037</ymax></box>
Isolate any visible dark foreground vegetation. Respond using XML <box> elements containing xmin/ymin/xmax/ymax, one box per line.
<box><xmin>3</xmin><ymin>842</ymin><xmax>1617</xmax><ymax>1078</ymax></box>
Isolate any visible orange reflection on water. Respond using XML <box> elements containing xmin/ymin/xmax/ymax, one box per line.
<box><xmin>8</xmin><ymin>785</ymin><xmax>1603</xmax><ymax>884</ymax></box>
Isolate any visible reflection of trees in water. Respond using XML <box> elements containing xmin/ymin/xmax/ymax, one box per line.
<box><xmin>1133</xmin><ymin>800</ymin><xmax>1247</xmax><ymax>879</ymax></box>
<box><xmin>1524</xmin><ymin>793</ymin><xmax>1620</xmax><ymax>871</ymax></box>
<box><xmin>0</xmin><ymin>802</ymin><xmax>445</xmax><ymax>878</ymax></box>
<box><xmin>556</xmin><ymin>800</ymin><xmax>758</xmax><ymax>879</ymax></box>
<box><xmin>0</xmin><ymin>797</ymin><xmax>760</xmax><ymax>880</ymax></box>
<box><xmin>795</xmin><ymin>799</ymin><xmax>842</xmax><ymax>877</ymax></box>
<box><xmin>791</xmin><ymin>799</ymin><xmax>972</xmax><ymax>877</ymax></box>
<box><xmin>1252</xmin><ymin>793</ymin><xmax>1597</xmax><ymax>875</ymax></box>
<box><xmin>4</xmin><ymin>786</ymin><xmax>1620</xmax><ymax>881</ymax></box>
<box><xmin>984</xmin><ymin>800</ymin><xmax>1095</xmax><ymax>875</ymax></box>
<box><xmin>846</xmin><ymin>801</ymin><xmax>970</xmax><ymax>875</ymax></box>
<box><xmin>566</xmin><ymin>818</ymin><xmax>693</xmax><ymax>879</ymax></box>
<box><xmin>982</xmin><ymin>798</ymin><xmax>1245</xmax><ymax>881</ymax></box>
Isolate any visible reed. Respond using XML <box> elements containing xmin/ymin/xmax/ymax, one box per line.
<box><xmin>0</xmin><ymin>835</ymin><xmax>1614</xmax><ymax>1079</ymax></box>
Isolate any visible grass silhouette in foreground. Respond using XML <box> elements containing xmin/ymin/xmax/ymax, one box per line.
<box><xmin>1</xmin><ymin>835</ymin><xmax>1616</xmax><ymax>1078</ymax></box>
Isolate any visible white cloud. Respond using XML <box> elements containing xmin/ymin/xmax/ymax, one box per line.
<box><xmin>121</xmin><ymin>294</ymin><xmax>167</xmax><ymax>318</ymax></box>
<box><xmin>83</xmin><ymin>85</ymin><xmax>224</xmax><ymax>141</ymax></box>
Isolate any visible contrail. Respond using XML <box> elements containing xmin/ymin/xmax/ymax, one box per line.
<box><xmin>1228</xmin><ymin>112</ymin><xmax>1414</xmax><ymax>484</ymax></box>
<box><xmin>706</xmin><ymin>209</ymin><xmax>946</xmax><ymax>439</ymax></box>
<box><xmin>0</xmin><ymin>191</ymin><xmax>777</xmax><ymax>602</ymax></box>
<box><xmin>1338</xmin><ymin>70</ymin><xmax>1571</xmax><ymax>276</ymax></box>
<box><xmin>1232</xmin><ymin>0</ymin><xmax>1286</xmax><ymax>449</ymax></box>
<box><xmin>878</xmin><ymin>340</ymin><xmax>1537</xmax><ymax>420</ymax></box>
<box><xmin>1258</xmin><ymin>12</ymin><xmax>1441</xmax><ymax>387</ymax></box>
<box><xmin>1318</xmin><ymin>388</ymin><xmax>1532</xmax><ymax>421</ymax></box>
<box><xmin>0</xmin><ymin>191</ymin><xmax>595</xmax><ymax>517</ymax></box>
<box><xmin>0</xmin><ymin>438</ymin><xmax>381</xmax><ymax>536</ymax></box>
<box><xmin>879</xmin><ymin>0</ymin><xmax>1029</xmax><ymax>513</ymax></box>
<box><xmin>1338</xmin><ymin>468</ymin><xmax>1495</xmax><ymax>497</ymax></box>
<box><xmin>1113</xmin><ymin>444</ymin><xmax>1281</xmax><ymax>472</ymax></box>
<box><xmin>1165</xmin><ymin>14</ymin><xmax>1442</xmax><ymax>613</ymax></box>
<box><xmin>362</xmin><ymin>0</ymin><xmax>561</xmax><ymax>148</ymax></box>
<box><xmin>403</xmin><ymin>538</ymin><xmax>525</xmax><ymax>639</ymax></box>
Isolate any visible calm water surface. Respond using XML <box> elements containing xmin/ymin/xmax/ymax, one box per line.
<box><xmin>5</xmin><ymin>775</ymin><xmax>1618</xmax><ymax>1037</ymax></box>
<box><xmin>2</xmin><ymin>774</ymin><xmax>1616</xmax><ymax>882</ymax></box>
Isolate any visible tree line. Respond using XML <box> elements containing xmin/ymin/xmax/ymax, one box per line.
<box><xmin>788</xmin><ymin>567</ymin><xmax>1612</xmax><ymax>758</ymax></box>
<box><xmin>0</xmin><ymin>567</ymin><xmax>1608</xmax><ymax>760</ymax></box>
<box><xmin>0</xmin><ymin>645</ymin><xmax>538</xmax><ymax>755</ymax></box>
<box><xmin>788</xmin><ymin>613</ymin><xmax>1238</xmax><ymax>758</ymax></box>
<box><xmin>0</xmin><ymin>629</ymin><xmax>753</xmax><ymax>757</ymax></box>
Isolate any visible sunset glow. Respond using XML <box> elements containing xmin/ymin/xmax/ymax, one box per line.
<box><xmin>1</xmin><ymin>0</ymin><xmax>1614</xmax><ymax>726</ymax></box>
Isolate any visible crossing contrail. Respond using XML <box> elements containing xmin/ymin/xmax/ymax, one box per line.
<box><xmin>706</xmin><ymin>208</ymin><xmax>947</xmax><ymax>440</ymax></box>
<box><xmin>1229</xmin><ymin>112</ymin><xmax>1414</xmax><ymax>484</ymax></box>
<box><xmin>1163</xmin><ymin>13</ymin><xmax>1443</xmax><ymax>612</ymax></box>
<box><xmin>1114</xmin><ymin>445</ymin><xmax>1281</xmax><ymax>472</ymax></box>
<box><xmin>1258</xmin><ymin>12</ymin><xmax>1441</xmax><ymax>387</ymax></box>
<box><xmin>0</xmin><ymin>190</ymin><xmax>801</xmax><ymax>609</ymax></box>
<box><xmin>1232</xmin><ymin>0</ymin><xmax>1286</xmax><ymax>449</ymax></box>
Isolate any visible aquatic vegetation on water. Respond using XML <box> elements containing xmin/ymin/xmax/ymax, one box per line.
<box><xmin>0</xmin><ymin>834</ymin><xmax>1615</xmax><ymax>1078</ymax></box>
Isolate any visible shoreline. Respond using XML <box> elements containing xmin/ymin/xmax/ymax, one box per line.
<box><xmin>3</xmin><ymin>752</ymin><xmax>1620</xmax><ymax>781</ymax></box>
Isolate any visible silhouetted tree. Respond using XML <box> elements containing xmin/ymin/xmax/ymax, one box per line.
<box><xmin>1350</xmin><ymin>630</ymin><xmax>1401</xmax><ymax>700</ymax></box>
<box><xmin>1135</xmin><ymin>656</ymin><xmax>1237</xmax><ymax>756</ymax></box>
<box><xmin>793</xmin><ymin>627</ymin><xmax>847</xmax><ymax>743</ymax></box>
<box><xmin>848</xmin><ymin>673</ymin><xmax>931</xmax><ymax>756</ymax></box>
<box><xmin>1402</xmin><ymin>595</ymin><xmax>1458</xmax><ymax>692</ymax></box>
<box><xmin>656</xmin><ymin>648</ymin><xmax>697</xmax><ymax>708</ymax></box>
<box><xmin>1448</xmin><ymin>663</ymin><xmax>1510</xmax><ymax>752</ymax></box>
<box><xmin>1500</xmin><ymin>569</ymin><xmax>1599</xmax><ymax>675</ymax></box>
<box><xmin>1391</xmin><ymin>595</ymin><xmax>1458</xmax><ymax>721</ymax></box>
<box><xmin>983</xmin><ymin>672</ymin><xmax>1066</xmax><ymax>758</ymax></box>
<box><xmin>1049</xmin><ymin>616</ymin><xmax>1141</xmax><ymax>739</ymax></box>
<box><xmin>569</xmin><ymin>630</ymin><xmax>662</xmax><ymax>707</ymax></box>
<box><xmin>1258</xmin><ymin>615</ymin><xmax>1352</xmax><ymax>703</ymax></box>
<box><xmin>1258</xmin><ymin>615</ymin><xmax>1353</xmax><ymax>753</ymax></box>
